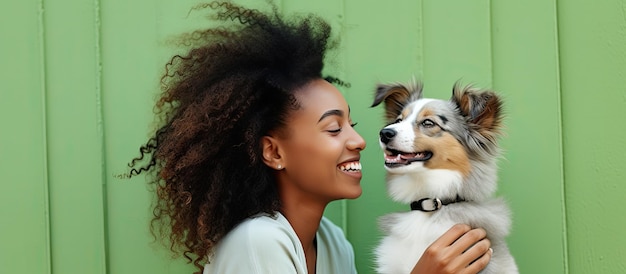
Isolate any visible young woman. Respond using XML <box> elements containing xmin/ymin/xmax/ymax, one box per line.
<box><xmin>129</xmin><ymin>2</ymin><xmax>492</xmax><ymax>273</ymax></box>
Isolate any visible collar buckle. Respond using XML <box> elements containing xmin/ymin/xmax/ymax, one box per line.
<box><xmin>410</xmin><ymin>195</ymin><xmax>466</xmax><ymax>212</ymax></box>
<box><xmin>410</xmin><ymin>198</ymin><xmax>442</xmax><ymax>212</ymax></box>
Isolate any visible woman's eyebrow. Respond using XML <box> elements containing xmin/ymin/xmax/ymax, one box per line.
<box><xmin>318</xmin><ymin>109</ymin><xmax>344</xmax><ymax>123</ymax></box>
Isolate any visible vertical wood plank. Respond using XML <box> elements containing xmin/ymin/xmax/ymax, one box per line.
<box><xmin>558</xmin><ymin>0</ymin><xmax>626</xmax><ymax>273</ymax></box>
<box><xmin>43</xmin><ymin>0</ymin><xmax>107</xmax><ymax>273</ymax></box>
<box><xmin>0</xmin><ymin>0</ymin><xmax>51</xmax><ymax>273</ymax></box>
<box><xmin>421</xmin><ymin>0</ymin><xmax>492</xmax><ymax>95</ymax></box>
<box><xmin>490</xmin><ymin>1</ymin><xmax>567</xmax><ymax>273</ymax></box>
<box><xmin>101</xmin><ymin>0</ymin><xmax>203</xmax><ymax>272</ymax></box>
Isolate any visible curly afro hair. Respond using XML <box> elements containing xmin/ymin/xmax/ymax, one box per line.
<box><xmin>127</xmin><ymin>1</ymin><xmax>343</xmax><ymax>272</ymax></box>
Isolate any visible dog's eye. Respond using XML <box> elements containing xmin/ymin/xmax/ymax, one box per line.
<box><xmin>421</xmin><ymin>119</ymin><xmax>436</xmax><ymax>128</ymax></box>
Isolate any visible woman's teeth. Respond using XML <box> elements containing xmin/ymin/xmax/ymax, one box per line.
<box><xmin>339</xmin><ymin>162</ymin><xmax>362</xmax><ymax>172</ymax></box>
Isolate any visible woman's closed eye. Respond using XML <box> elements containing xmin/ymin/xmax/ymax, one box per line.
<box><xmin>327</xmin><ymin>122</ymin><xmax>357</xmax><ymax>134</ymax></box>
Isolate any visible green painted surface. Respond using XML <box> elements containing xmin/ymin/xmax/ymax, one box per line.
<box><xmin>41</xmin><ymin>0</ymin><xmax>108</xmax><ymax>273</ymax></box>
<box><xmin>3</xmin><ymin>0</ymin><xmax>626</xmax><ymax>273</ymax></box>
<box><xmin>490</xmin><ymin>1</ymin><xmax>566</xmax><ymax>273</ymax></box>
<box><xmin>558</xmin><ymin>1</ymin><xmax>626</xmax><ymax>273</ymax></box>
<box><xmin>0</xmin><ymin>0</ymin><xmax>50</xmax><ymax>273</ymax></box>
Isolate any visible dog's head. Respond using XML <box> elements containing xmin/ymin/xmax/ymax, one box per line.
<box><xmin>371</xmin><ymin>81</ymin><xmax>504</xmax><ymax>203</ymax></box>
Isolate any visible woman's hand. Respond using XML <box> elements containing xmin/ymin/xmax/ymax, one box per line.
<box><xmin>410</xmin><ymin>224</ymin><xmax>492</xmax><ymax>274</ymax></box>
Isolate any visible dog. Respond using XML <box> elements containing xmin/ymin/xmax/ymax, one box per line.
<box><xmin>371</xmin><ymin>80</ymin><xmax>518</xmax><ymax>274</ymax></box>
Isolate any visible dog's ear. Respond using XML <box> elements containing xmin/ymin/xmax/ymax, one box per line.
<box><xmin>451</xmin><ymin>83</ymin><xmax>504</xmax><ymax>142</ymax></box>
<box><xmin>372</xmin><ymin>82</ymin><xmax>423</xmax><ymax>123</ymax></box>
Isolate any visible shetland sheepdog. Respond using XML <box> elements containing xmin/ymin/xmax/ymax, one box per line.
<box><xmin>371</xmin><ymin>80</ymin><xmax>518</xmax><ymax>274</ymax></box>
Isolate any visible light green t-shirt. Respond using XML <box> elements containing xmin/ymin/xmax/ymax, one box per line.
<box><xmin>203</xmin><ymin>212</ymin><xmax>357</xmax><ymax>274</ymax></box>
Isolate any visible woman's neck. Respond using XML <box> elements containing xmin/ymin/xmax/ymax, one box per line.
<box><xmin>280</xmin><ymin>201</ymin><xmax>324</xmax><ymax>251</ymax></box>
<box><xmin>280</xmin><ymin>201</ymin><xmax>324</xmax><ymax>274</ymax></box>
<box><xmin>277</xmin><ymin>176</ymin><xmax>330</xmax><ymax>273</ymax></box>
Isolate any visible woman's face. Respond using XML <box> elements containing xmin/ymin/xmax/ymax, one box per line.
<box><xmin>274</xmin><ymin>79</ymin><xmax>366</xmax><ymax>204</ymax></box>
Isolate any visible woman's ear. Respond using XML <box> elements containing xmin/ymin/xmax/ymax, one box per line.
<box><xmin>261</xmin><ymin>136</ymin><xmax>284</xmax><ymax>170</ymax></box>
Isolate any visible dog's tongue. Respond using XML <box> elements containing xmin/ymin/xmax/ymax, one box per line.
<box><xmin>385</xmin><ymin>152</ymin><xmax>431</xmax><ymax>165</ymax></box>
<box><xmin>385</xmin><ymin>153</ymin><xmax>418</xmax><ymax>164</ymax></box>
<box><xmin>399</xmin><ymin>153</ymin><xmax>419</xmax><ymax>159</ymax></box>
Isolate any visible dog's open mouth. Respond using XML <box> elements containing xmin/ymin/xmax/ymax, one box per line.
<box><xmin>384</xmin><ymin>148</ymin><xmax>433</xmax><ymax>167</ymax></box>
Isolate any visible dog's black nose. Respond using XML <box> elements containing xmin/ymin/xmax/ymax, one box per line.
<box><xmin>379</xmin><ymin>128</ymin><xmax>397</xmax><ymax>144</ymax></box>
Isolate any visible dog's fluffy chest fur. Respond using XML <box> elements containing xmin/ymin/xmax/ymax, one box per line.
<box><xmin>375</xmin><ymin>200</ymin><xmax>516</xmax><ymax>274</ymax></box>
<box><xmin>375</xmin><ymin>211</ymin><xmax>455</xmax><ymax>274</ymax></box>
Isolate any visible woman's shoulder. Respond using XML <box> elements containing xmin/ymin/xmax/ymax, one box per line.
<box><xmin>223</xmin><ymin>212</ymin><xmax>299</xmax><ymax>248</ymax></box>
<box><xmin>319</xmin><ymin>216</ymin><xmax>345</xmax><ymax>234</ymax></box>
<box><xmin>233</xmin><ymin>212</ymin><xmax>289</xmax><ymax>231</ymax></box>
<box><xmin>316</xmin><ymin>217</ymin><xmax>358</xmax><ymax>273</ymax></box>
<box><xmin>318</xmin><ymin>216</ymin><xmax>350</xmax><ymax>245</ymax></box>
<box><xmin>205</xmin><ymin>213</ymin><xmax>307</xmax><ymax>273</ymax></box>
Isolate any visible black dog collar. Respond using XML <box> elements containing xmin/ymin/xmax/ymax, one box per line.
<box><xmin>410</xmin><ymin>195</ymin><xmax>466</xmax><ymax>212</ymax></box>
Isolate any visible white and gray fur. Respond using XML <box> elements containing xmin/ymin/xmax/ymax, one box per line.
<box><xmin>371</xmin><ymin>81</ymin><xmax>518</xmax><ymax>274</ymax></box>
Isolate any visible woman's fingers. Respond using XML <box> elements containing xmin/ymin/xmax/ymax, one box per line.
<box><xmin>462</xmin><ymin>245</ymin><xmax>493</xmax><ymax>274</ymax></box>
<box><xmin>449</xmin><ymin>226</ymin><xmax>487</xmax><ymax>254</ymax></box>
<box><xmin>430</xmin><ymin>224</ymin><xmax>472</xmax><ymax>249</ymax></box>
<box><xmin>413</xmin><ymin>224</ymin><xmax>493</xmax><ymax>274</ymax></box>
<box><xmin>433</xmin><ymin>224</ymin><xmax>492</xmax><ymax>274</ymax></box>
<box><xmin>456</xmin><ymin>237</ymin><xmax>491</xmax><ymax>266</ymax></box>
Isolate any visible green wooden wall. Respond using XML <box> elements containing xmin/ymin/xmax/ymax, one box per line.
<box><xmin>2</xmin><ymin>0</ymin><xmax>625</xmax><ymax>273</ymax></box>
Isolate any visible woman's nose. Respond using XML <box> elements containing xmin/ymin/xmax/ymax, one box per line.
<box><xmin>348</xmin><ymin>128</ymin><xmax>366</xmax><ymax>151</ymax></box>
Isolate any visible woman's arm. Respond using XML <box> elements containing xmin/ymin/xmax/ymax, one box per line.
<box><xmin>410</xmin><ymin>224</ymin><xmax>493</xmax><ymax>274</ymax></box>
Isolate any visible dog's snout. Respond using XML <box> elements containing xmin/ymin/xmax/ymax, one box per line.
<box><xmin>379</xmin><ymin>128</ymin><xmax>397</xmax><ymax>144</ymax></box>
